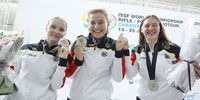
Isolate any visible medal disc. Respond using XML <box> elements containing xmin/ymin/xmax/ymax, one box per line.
<box><xmin>148</xmin><ymin>80</ymin><xmax>159</xmax><ymax>91</ymax></box>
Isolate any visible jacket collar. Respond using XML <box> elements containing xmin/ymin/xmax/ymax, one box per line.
<box><xmin>38</xmin><ymin>40</ymin><xmax>58</xmax><ymax>56</ymax></box>
<box><xmin>140</xmin><ymin>42</ymin><xmax>163</xmax><ymax>52</ymax></box>
<box><xmin>87</xmin><ymin>33</ymin><xmax>109</xmax><ymax>47</ymax></box>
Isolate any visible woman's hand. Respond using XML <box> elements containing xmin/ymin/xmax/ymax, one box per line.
<box><xmin>192</xmin><ymin>61</ymin><xmax>200</xmax><ymax>79</ymax></box>
<box><xmin>123</xmin><ymin>38</ymin><xmax>129</xmax><ymax>50</ymax></box>
<box><xmin>59</xmin><ymin>45</ymin><xmax>69</xmax><ymax>59</ymax></box>
<box><xmin>116</xmin><ymin>34</ymin><xmax>128</xmax><ymax>51</ymax></box>
<box><xmin>74</xmin><ymin>42</ymin><xmax>84</xmax><ymax>61</ymax></box>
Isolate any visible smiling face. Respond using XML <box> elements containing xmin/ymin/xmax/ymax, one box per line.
<box><xmin>46</xmin><ymin>17</ymin><xmax>67</xmax><ymax>46</ymax></box>
<box><xmin>88</xmin><ymin>11</ymin><xmax>109</xmax><ymax>39</ymax></box>
<box><xmin>140</xmin><ymin>17</ymin><xmax>160</xmax><ymax>43</ymax></box>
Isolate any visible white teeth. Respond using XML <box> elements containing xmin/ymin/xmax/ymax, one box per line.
<box><xmin>148</xmin><ymin>32</ymin><xmax>156</xmax><ymax>34</ymax></box>
<box><xmin>95</xmin><ymin>30</ymin><xmax>100</xmax><ymax>32</ymax></box>
<box><xmin>95</xmin><ymin>30</ymin><xmax>101</xmax><ymax>32</ymax></box>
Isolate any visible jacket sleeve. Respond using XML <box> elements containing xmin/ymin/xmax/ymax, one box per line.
<box><xmin>167</xmin><ymin>41</ymin><xmax>197</xmax><ymax>93</ymax></box>
<box><xmin>13</xmin><ymin>51</ymin><xmax>23</xmax><ymax>74</ymax></box>
<box><xmin>167</xmin><ymin>61</ymin><xmax>196</xmax><ymax>93</ymax></box>
<box><xmin>50</xmin><ymin>58</ymin><xmax>68</xmax><ymax>90</ymax></box>
<box><xmin>111</xmin><ymin>50</ymin><xmax>125</xmax><ymax>82</ymax></box>
<box><xmin>5</xmin><ymin>51</ymin><xmax>22</xmax><ymax>82</ymax></box>
<box><xmin>125</xmin><ymin>50</ymin><xmax>139</xmax><ymax>80</ymax></box>
<box><xmin>7</xmin><ymin>50</ymin><xmax>30</xmax><ymax>95</ymax></box>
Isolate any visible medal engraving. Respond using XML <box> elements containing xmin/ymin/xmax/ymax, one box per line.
<box><xmin>58</xmin><ymin>38</ymin><xmax>70</xmax><ymax>47</ymax></box>
<box><xmin>148</xmin><ymin>80</ymin><xmax>159</xmax><ymax>91</ymax></box>
<box><xmin>50</xmin><ymin>38</ymin><xmax>70</xmax><ymax>53</ymax></box>
<box><xmin>77</xmin><ymin>35</ymin><xmax>87</xmax><ymax>47</ymax></box>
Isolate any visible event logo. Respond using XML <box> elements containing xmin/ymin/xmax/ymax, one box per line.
<box><xmin>108</xmin><ymin>14</ymin><xmax>117</xmax><ymax>29</ymax></box>
<box><xmin>81</xmin><ymin>15</ymin><xmax>89</xmax><ymax>28</ymax></box>
<box><xmin>81</xmin><ymin>14</ymin><xmax>117</xmax><ymax>29</ymax></box>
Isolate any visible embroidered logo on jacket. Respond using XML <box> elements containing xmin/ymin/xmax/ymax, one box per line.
<box><xmin>101</xmin><ymin>51</ymin><xmax>108</xmax><ymax>57</ymax></box>
<box><xmin>164</xmin><ymin>53</ymin><xmax>170</xmax><ymax>59</ymax></box>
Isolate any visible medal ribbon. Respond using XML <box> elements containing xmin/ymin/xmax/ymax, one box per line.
<box><xmin>183</xmin><ymin>60</ymin><xmax>192</xmax><ymax>91</ymax></box>
<box><xmin>145</xmin><ymin>43</ymin><xmax>158</xmax><ymax>80</ymax></box>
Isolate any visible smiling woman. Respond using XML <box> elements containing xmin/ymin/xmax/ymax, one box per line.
<box><xmin>65</xmin><ymin>8</ymin><xmax>128</xmax><ymax>100</ymax></box>
<box><xmin>125</xmin><ymin>15</ymin><xmax>184</xmax><ymax>100</ymax></box>
<box><xmin>3</xmin><ymin>0</ymin><xmax>200</xmax><ymax>100</ymax></box>
<box><xmin>5</xmin><ymin>16</ymin><xmax>70</xmax><ymax>100</ymax></box>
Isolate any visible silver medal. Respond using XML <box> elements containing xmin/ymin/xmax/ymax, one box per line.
<box><xmin>76</xmin><ymin>35</ymin><xmax>87</xmax><ymax>47</ymax></box>
<box><xmin>50</xmin><ymin>38</ymin><xmax>70</xmax><ymax>53</ymax></box>
<box><xmin>148</xmin><ymin>80</ymin><xmax>159</xmax><ymax>92</ymax></box>
<box><xmin>58</xmin><ymin>38</ymin><xmax>70</xmax><ymax>47</ymax></box>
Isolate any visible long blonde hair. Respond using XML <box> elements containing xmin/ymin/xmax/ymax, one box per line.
<box><xmin>46</xmin><ymin>16</ymin><xmax>68</xmax><ymax>31</ymax></box>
